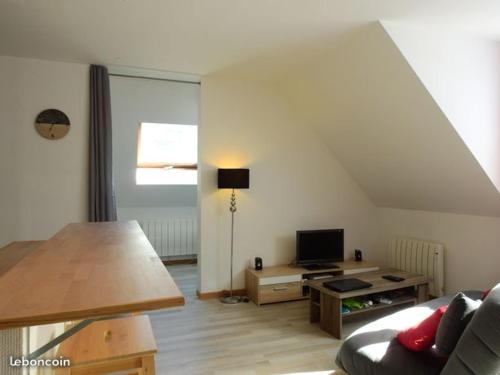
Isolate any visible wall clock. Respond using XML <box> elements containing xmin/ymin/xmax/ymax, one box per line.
<box><xmin>35</xmin><ymin>109</ymin><xmax>71</xmax><ymax>140</ymax></box>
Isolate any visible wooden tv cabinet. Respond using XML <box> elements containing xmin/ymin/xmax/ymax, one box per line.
<box><xmin>245</xmin><ymin>260</ymin><xmax>378</xmax><ymax>306</ymax></box>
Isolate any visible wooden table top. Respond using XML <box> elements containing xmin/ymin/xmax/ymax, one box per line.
<box><xmin>0</xmin><ymin>241</ymin><xmax>44</xmax><ymax>277</ymax></box>
<box><xmin>306</xmin><ymin>268</ymin><xmax>428</xmax><ymax>299</ymax></box>
<box><xmin>0</xmin><ymin>221</ymin><xmax>185</xmax><ymax>329</ymax></box>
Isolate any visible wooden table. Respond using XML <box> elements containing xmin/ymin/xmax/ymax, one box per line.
<box><xmin>0</xmin><ymin>221</ymin><xmax>185</xmax><ymax>358</ymax></box>
<box><xmin>307</xmin><ymin>268</ymin><xmax>428</xmax><ymax>338</ymax></box>
<box><xmin>0</xmin><ymin>241</ymin><xmax>44</xmax><ymax>277</ymax></box>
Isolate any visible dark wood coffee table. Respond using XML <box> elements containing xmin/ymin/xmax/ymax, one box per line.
<box><xmin>306</xmin><ymin>268</ymin><xmax>429</xmax><ymax>338</ymax></box>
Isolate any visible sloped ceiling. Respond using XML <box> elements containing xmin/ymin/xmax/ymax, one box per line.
<box><xmin>382</xmin><ymin>21</ymin><xmax>500</xmax><ymax>194</ymax></box>
<box><xmin>280</xmin><ymin>22</ymin><xmax>500</xmax><ymax>216</ymax></box>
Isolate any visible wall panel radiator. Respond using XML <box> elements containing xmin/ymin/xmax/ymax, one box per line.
<box><xmin>390</xmin><ymin>237</ymin><xmax>445</xmax><ymax>297</ymax></box>
<box><xmin>0</xmin><ymin>328</ymin><xmax>23</xmax><ymax>375</ymax></box>
<box><xmin>138</xmin><ymin>218</ymin><xmax>197</xmax><ymax>258</ymax></box>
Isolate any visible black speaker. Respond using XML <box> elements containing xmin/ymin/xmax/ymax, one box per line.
<box><xmin>255</xmin><ymin>257</ymin><xmax>263</xmax><ymax>270</ymax></box>
<box><xmin>354</xmin><ymin>249</ymin><xmax>362</xmax><ymax>261</ymax></box>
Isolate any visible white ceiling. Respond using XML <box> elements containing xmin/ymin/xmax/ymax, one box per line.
<box><xmin>1</xmin><ymin>0</ymin><xmax>500</xmax><ymax>76</ymax></box>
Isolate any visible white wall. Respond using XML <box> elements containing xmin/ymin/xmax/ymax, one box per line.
<box><xmin>110</xmin><ymin>75</ymin><xmax>199</xmax><ymax>222</ymax></box>
<box><xmin>0</xmin><ymin>55</ymin><xmax>88</xmax><ymax>246</ymax></box>
<box><xmin>378</xmin><ymin>207</ymin><xmax>500</xmax><ymax>293</ymax></box>
<box><xmin>383</xmin><ymin>22</ymin><xmax>500</xmax><ymax>193</ymax></box>
<box><xmin>0</xmin><ymin>55</ymin><xmax>88</xmax><ymax>372</ymax></box>
<box><xmin>198</xmin><ymin>73</ymin><xmax>380</xmax><ymax>293</ymax></box>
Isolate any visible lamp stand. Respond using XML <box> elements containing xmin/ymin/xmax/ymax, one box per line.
<box><xmin>221</xmin><ymin>188</ymin><xmax>241</xmax><ymax>304</ymax></box>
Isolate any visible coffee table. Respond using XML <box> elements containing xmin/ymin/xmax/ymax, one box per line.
<box><xmin>306</xmin><ymin>268</ymin><xmax>429</xmax><ymax>338</ymax></box>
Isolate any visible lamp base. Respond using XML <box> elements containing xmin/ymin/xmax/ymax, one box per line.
<box><xmin>221</xmin><ymin>295</ymin><xmax>241</xmax><ymax>304</ymax></box>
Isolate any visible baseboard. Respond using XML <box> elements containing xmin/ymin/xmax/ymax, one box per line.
<box><xmin>196</xmin><ymin>288</ymin><xmax>246</xmax><ymax>300</ymax></box>
<box><xmin>162</xmin><ymin>258</ymin><xmax>197</xmax><ymax>266</ymax></box>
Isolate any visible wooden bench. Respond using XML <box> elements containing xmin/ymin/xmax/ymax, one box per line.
<box><xmin>56</xmin><ymin>315</ymin><xmax>157</xmax><ymax>375</ymax></box>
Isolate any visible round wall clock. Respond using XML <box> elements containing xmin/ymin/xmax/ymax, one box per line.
<box><xmin>35</xmin><ymin>109</ymin><xmax>71</xmax><ymax>140</ymax></box>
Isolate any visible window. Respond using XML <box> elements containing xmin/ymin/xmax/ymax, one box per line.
<box><xmin>136</xmin><ymin>122</ymin><xmax>197</xmax><ymax>185</ymax></box>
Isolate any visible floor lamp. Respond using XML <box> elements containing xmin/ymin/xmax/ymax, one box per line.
<box><xmin>217</xmin><ymin>168</ymin><xmax>250</xmax><ymax>304</ymax></box>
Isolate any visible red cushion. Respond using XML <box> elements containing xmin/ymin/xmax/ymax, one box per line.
<box><xmin>482</xmin><ymin>289</ymin><xmax>491</xmax><ymax>300</ymax></box>
<box><xmin>397</xmin><ymin>305</ymin><xmax>448</xmax><ymax>352</ymax></box>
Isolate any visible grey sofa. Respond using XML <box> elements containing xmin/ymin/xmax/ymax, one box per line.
<box><xmin>336</xmin><ymin>283</ymin><xmax>500</xmax><ymax>375</ymax></box>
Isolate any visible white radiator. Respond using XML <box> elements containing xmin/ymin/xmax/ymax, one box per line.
<box><xmin>390</xmin><ymin>237</ymin><xmax>445</xmax><ymax>297</ymax></box>
<box><xmin>0</xmin><ymin>328</ymin><xmax>23</xmax><ymax>375</ymax></box>
<box><xmin>138</xmin><ymin>218</ymin><xmax>197</xmax><ymax>258</ymax></box>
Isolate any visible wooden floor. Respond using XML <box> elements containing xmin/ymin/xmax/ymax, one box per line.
<box><xmin>149</xmin><ymin>265</ymin><xmax>381</xmax><ymax>374</ymax></box>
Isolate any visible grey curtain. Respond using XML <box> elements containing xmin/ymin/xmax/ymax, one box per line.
<box><xmin>89</xmin><ymin>65</ymin><xmax>117</xmax><ymax>222</ymax></box>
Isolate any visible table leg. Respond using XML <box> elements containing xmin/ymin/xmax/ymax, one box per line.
<box><xmin>417</xmin><ymin>283</ymin><xmax>429</xmax><ymax>303</ymax></box>
<box><xmin>310</xmin><ymin>289</ymin><xmax>320</xmax><ymax>323</ymax></box>
<box><xmin>320</xmin><ymin>292</ymin><xmax>342</xmax><ymax>339</ymax></box>
<box><xmin>141</xmin><ymin>354</ymin><xmax>156</xmax><ymax>375</ymax></box>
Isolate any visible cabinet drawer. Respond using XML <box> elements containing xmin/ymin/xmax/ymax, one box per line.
<box><xmin>259</xmin><ymin>275</ymin><xmax>302</xmax><ymax>286</ymax></box>
<box><xmin>259</xmin><ymin>282</ymin><xmax>302</xmax><ymax>304</ymax></box>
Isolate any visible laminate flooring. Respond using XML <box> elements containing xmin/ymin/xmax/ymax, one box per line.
<box><xmin>149</xmin><ymin>265</ymin><xmax>386</xmax><ymax>375</ymax></box>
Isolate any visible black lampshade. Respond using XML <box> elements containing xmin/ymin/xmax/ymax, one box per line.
<box><xmin>218</xmin><ymin>168</ymin><xmax>250</xmax><ymax>189</ymax></box>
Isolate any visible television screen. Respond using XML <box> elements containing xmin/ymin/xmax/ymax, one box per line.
<box><xmin>296</xmin><ymin>229</ymin><xmax>344</xmax><ymax>265</ymax></box>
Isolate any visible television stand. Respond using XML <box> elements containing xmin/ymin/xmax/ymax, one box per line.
<box><xmin>303</xmin><ymin>264</ymin><xmax>339</xmax><ymax>271</ymax></box>
<box><xmin>245</xmin><ymin>260</ymin><xmax>379</xmax><ymax>306</ymax></box>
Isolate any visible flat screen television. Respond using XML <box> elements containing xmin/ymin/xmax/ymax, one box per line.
<box><xmin>296</xmin><ymin>229</ymin><xmax>344</xmax><ymax>268</ymax></box>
